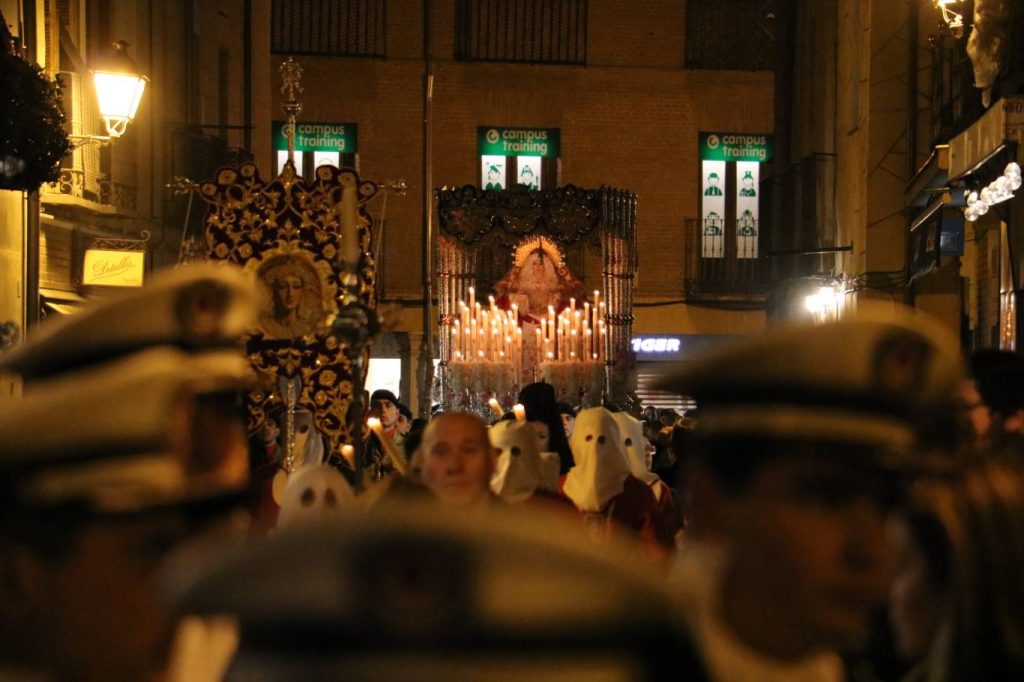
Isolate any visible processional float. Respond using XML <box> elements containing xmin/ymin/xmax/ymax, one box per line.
<box><xmin>434</xmin><ymin>183</ymin><xmax>638</xmax><ymax>413</ymax></box>
<box><xmin>174</xmin><ymin>58</ymin><xmax>402</xmax><ymax>488</ymax></box>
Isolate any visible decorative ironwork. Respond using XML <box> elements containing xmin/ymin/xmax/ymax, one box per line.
<box><xmin>683</xmin><ymin>218</ymin><xmax>770</xmax><ymax>301</ymax></box>
<box><xmin>271</xmin><ymin>0</ymin><xmax>387</xmax><ymax>58</ymax></box>
<box><xmin>455</xmin><ymin>0</ymin><xmax>588</xmax><ymax>65</ymax></box>
<box><xmin>435</xmin><ymin>183</ymin><xmax>601</xmax><ymax>246</ymax></box>
<box><xmin>88</xmin><ymin>229</ymin><xmax>150</xmax><ymax>251</ymax></box>
<box><xmin>685</xmin><ymin>0</ymin><xmax>775</xmax><ymax>71</ymax></box>
<box><xmin>199</xmin><ymin>161</ymin><xmax>379</xmax><ymax>459</ymax></box>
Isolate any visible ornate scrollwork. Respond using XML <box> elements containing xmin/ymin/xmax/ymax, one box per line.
<box><xmin>200</xmin><ymin>161</ymin><xmax>378</xmax><ymax>452</ymax></box>
<box><xmin>88</xmin><ymin>230</ymin><xmax>150</xmax><ymax>251</ymax></box>
<box><xmin>435</xmin><ymin>184</ymin><xmax>601</xmax><ymax>246</ymax></box>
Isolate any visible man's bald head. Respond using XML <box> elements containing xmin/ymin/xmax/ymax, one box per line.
<box><xmin>420</xmin><ymin>412</ymin><xmax>495</xmax><ymax>507</ymax></box>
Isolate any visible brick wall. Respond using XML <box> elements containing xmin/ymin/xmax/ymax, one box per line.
<box><xmin>269</xmin><ymin>0</ymin><xmax>774</xmax><ymax>306</ymax></box>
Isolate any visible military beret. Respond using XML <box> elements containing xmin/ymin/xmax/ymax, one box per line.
<box><xmin>1</xmin><ymin>263</ymin><xmax>257</xmax><ymax>382</ymax></box>
<box><xmin>655</xmin><ymin>303</ymin><xmax>964</xmax><ymax>455</ymax></box>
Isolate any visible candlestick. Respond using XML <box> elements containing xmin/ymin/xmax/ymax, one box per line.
<box><xmin>512</xmin><ymin>404</ymin><xmax>526</xmax><ymax>421</ymax></box>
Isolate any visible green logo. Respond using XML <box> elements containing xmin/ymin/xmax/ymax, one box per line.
<box><xmin>478</xmin><ymin>127</ymin><xmax>560</xmax><ymax>158</ymax></box>
<box><xmin>273</xmin><ymin>120</ymin><xmax>358</xmax><ymax>153</ymax></box>
<box><xmin>700</xmin><ymin>132</ymin><xmax>772</xmax><ymax>162</ymax></box>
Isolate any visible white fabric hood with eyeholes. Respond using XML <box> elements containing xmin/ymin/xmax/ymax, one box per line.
<box><xmin>612</xmin><ymin>412</ymin><xmax>661</xmax><ymax>487</ymax></box>
<box><xmin>564</xmin><ymin>407</ymin><xmax>632</xmax><ymax>513</ymax></box>
<box><xmin>277</xmin><ymin>464</ymin><xmax>355</xmax><ymax>528</ymax></box>
<box><xmin>489</xmin><ymin>420</ymin><xmax>546</xmax><ymax>504</ymax></box>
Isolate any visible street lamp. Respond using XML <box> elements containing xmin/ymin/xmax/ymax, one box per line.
<box><xmin>70</xmin><ymin>40</ymin><xmax>148</xmax><ymax>146</ymax></box>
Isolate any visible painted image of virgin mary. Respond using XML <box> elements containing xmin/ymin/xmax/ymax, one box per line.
<box><xmin>494</xmin><ymin>241</ymin><xmax>586</xmax><ymax>323</ymax></box>
<box><xmin>257</xmin><ymin>254</ymin><xmax>325</xmax><ymax>339</ymax></box>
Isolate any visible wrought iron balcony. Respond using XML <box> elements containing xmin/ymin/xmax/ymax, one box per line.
<box><xmin>683</xmin><ymin>217</ymin><xmax>770</xmax><ymax>304</ymax></box>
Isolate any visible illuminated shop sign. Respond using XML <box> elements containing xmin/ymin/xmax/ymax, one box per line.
<box><xmin>272</xmin><ymin>120</ymin><xmax>358</xmax><ymax>153</ymax></box>
<box><xmin>632</xmin><ymin>334</ymin><xmax>745</xmax><ymax>361</ymax></box>
<box><xmin>632</xmin><ymin>337</ymin><xmax>682</xmax><ymax>353</ymax></box>
<box><xmin>82</xmin><ymin>249</ymin><xmax>146</xmax><ymax>287</ymax></box>
<box><xmin>478</xmin><ymin>126</ymin><xmax>560</xmax><ymax>158</ymax></box>
<box><xmin>699</xmin><ymin>132</ymin><xmax>773</xmax><ymax>162</ymax></box>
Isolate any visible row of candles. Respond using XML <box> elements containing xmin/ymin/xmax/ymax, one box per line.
<box><xmin>538</xmin><ymin>293</ymin><xmax>607</xmax><ymax>363</ymax></box>
<box><xmin>450</xmin><ymin>287</ymin><xmax>607</xmax><ymax>367</ymax></box>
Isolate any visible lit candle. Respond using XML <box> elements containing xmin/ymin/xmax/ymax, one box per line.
<box><xmin>367</xmin><ymin>417</ymin><xmax>408</xmax><ymax>475</ymax></box>
<box><xmin>340</xmin><ymin>181</ymin><xmax>361</xmax><ymax>267</ymax></box>
<box><xmin>512</xmin><ymin>404</ymin><xmax>527</xmax><ymax>421</ymax></box>
<box><xmin>488</xmin><ymin>398</ymin><xmax>504</xmax><ymax>417</ymax></box>
<box><xmin>469</xmin><ymin>286</ymin><xmax>476</xmax><ymax>312</ymax></box>
<box><xmin>341</xmin><ymin>444</ymin><xmax>356</xmax><ymax>468</ymax></box>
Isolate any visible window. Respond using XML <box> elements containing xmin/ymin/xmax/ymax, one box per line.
<box><xmin>455</xmin><ymin>0</ymin><xmax>588</xmax><ymax>65</ymax></box>
<box><xmin>271</xmin><ymin>0</ymin><xmax>386</xmax><ymax>57</ymax></box>
<box><xmin>685</xmin><ymin>0</ymin><xmax>774</xmax><ymax>71</ymax></box>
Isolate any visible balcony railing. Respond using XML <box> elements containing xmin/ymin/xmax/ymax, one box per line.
<box><xmin>683</xmin><ymin>217</ymin><xmax>770</xmax><ymax>302</ymax></box>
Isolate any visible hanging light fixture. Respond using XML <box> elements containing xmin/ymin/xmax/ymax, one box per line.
<box><xmin>70</xmin><ymin>40</ymin><xmax>149</xmax><ymax>146</ymax></box>
<box><xmin>964</xmin><ymin>162</ymin><xmax>1021</xmax><ymax>222</ymax></box>
<box><xmin>92</xmin><ymin>40</ymin><xmax>148</xmax><ymax>138</ymax></box>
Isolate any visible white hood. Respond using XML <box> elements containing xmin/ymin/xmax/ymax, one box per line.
<box><xmin>612</xmin><ymin>412</ymin><xmax>661</xmax><ymax>487</ymax></box>
<box><xmin>278</xmin><ymin>464</ymin><xmax>355</xmax><ymax>528</ymax></box>
<box><xmin>564</xmin><ymin>407</ymin><xmax>631</xmax><ymax>512</ymax></box>
<box><xmin>489</xmin><ymin>420</ymin><xmax>545</xmax><ymax>504</ymax></box>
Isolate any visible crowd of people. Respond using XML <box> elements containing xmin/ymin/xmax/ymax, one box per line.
<box><xmin>4</xmin><ymin>263</ymin><xmax>1024</xmax><ymax>680</ymax></box>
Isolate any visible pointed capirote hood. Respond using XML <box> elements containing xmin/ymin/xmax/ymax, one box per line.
<box><xmin>489</xmin><ymin>420</ymin><xmax>545</xmax><ymax>504</ymax></box>
<box><xmin>564</xmin><ymin>407</ymin><xmax>631</xmax><ymax>512</ymax></box>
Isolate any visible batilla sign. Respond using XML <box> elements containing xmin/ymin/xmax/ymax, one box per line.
<box><xmin>82</xmin><ymin>249</ymin><xmax>146</xmax><ymax>287</ymax></box>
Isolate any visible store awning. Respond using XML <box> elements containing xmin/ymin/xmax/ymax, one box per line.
<box><xmin>40</xmin><ymin>288</ymin><xmax>87</xmax><ymax>317</ymax></box>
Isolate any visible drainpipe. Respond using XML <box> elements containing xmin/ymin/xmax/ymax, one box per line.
<box><xmin>418</xmin><ymin>0</ymin><xmax>434</xmax><ymax>416</ymax></box>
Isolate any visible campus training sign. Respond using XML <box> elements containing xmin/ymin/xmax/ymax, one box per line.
<box><xmin>699</xmin><ymin>132</ymin><xmax>773</xmax><ymax>162</ymax></box>
<box><xmin>478</xmin><ymin>127</ymin><xmax>560</xmax><ymax>158</ymax></box>
<box><xmin>272</xmin><ymin>121</ymin><xmax>358</xmax><ymax>153</ymax></box>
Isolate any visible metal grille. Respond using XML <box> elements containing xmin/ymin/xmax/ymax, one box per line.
<box><xmin>455</xmin><ymin>0</ymin><xmax>588</xmax><ymax>65</ymax></box>
<box><xmin>685</xmin><ymin>0</ymin><xmax>774</xmax><ymax>71</ymax></box>
<box><xmin>271</xmin><ymin>0</ymin><xmax>386</xmax><ymax>57</ymax></box>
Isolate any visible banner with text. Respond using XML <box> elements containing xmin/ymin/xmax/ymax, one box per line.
<box><xmin>478</xmin><ymin>127</ymin><xmax>560</xmax><ymax>158</ymax></box>
<box><xmin>699</xmin><ymin>132</ymin><xmax>773</xmax><ymax>162</ymax></box>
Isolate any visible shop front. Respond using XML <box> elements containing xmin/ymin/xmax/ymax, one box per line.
<box><xmin>947</xmin><ymin>96</ymin><xmax>1024</xmax><ymax>351</ymax></box>
<box><xmin>632</xmin><ymin>334</ymin><xmax>742</xmax><ymax>413</ymax></box>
